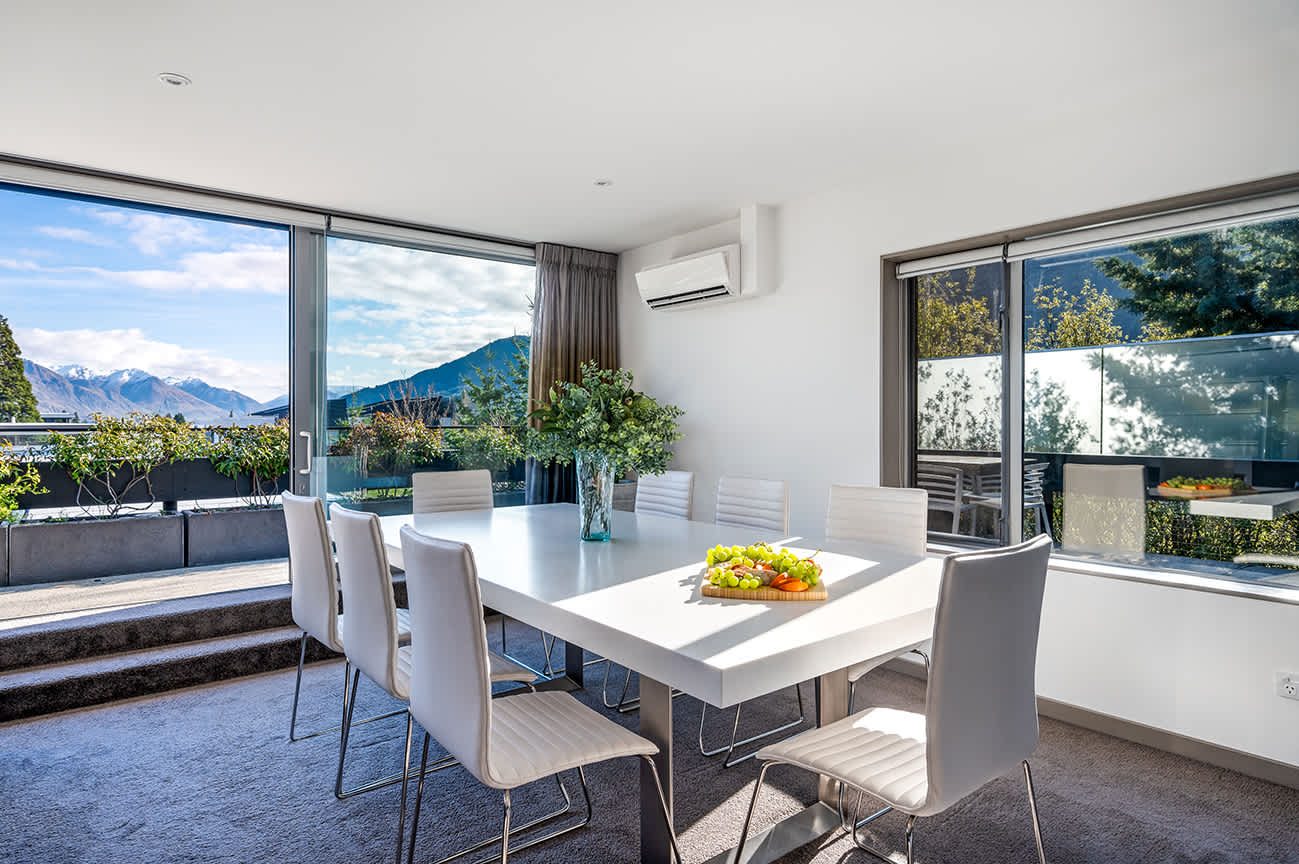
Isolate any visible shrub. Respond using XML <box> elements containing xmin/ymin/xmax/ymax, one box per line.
<box><xmin>47</xmin><ymin>412</ymin><xmax>208</xmax><ymax>518</ymax></box>
<box><xmin>328</xmin><ymin>412</ymin><xmax>445</xmax><ymax>478</ymax></box>
<box><xmin>0</xmin><ymin>444</ymin><xmax>43</xmax><ymax>523</ymax></box>
<box><xmin>444</xmin><ymin>425</ymin><xmax>524</xmax><ymax>473</ymax></box>
<box><xmin>210</xmin><ymin>420</ymin><xmax>290</xmax><ymax>507</ymax></box>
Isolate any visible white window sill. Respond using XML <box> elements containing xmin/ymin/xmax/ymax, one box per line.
<box><xmin>925</xmin><ymin>540</ymin><xmax>1299</xmax><ymax>607</ymax></box>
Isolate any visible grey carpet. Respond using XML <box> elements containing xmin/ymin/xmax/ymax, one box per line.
<box><xmin>2</xmin><ymin>620</ymin><xmax>1296</xmax><ymax>864</ymax></box>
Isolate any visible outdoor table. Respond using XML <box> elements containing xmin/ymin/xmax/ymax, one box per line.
<box><xmin>917</xmin><ymin>453</ymin><xmax>1002</xmax><ymax>492</ymax></box>
<box><xmin>1187</xmin><ymin>489</ymin><xmax>1299</xmax><ymax>569</ymax></box>
<box><xmin>375</xmin><ymin>503</ymin><xmax>942</xmax><ymax>864</ymax></box>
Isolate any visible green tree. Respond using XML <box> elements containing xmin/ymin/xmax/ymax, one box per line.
<box><xmin>172</xmin><ymin>412</ymin><xmax>187</xmax><ymax>424</ymax></box>
<box><xmin>916</xmin><ymin>269</ymin><xmax>1001</xmax><ymax>359</ymax></box>
<box><xmin>1096</xmin><ymin>219</ymin><xmax>1299</xmax><ymax>338</ymax></box>
<box><xmin>1025</xmin><ymin>279</ymin><xmax>1126</xmax><ymax>350</ymax></box>
<box><xmin>456</xmin><ymin>338</ymin><xmax>530</xmax><ymax>427</ymax></box>
<box><xmin>0</xmin><ymin>316</ymin><xmax>39</xmax><ymax>422</ymax></box>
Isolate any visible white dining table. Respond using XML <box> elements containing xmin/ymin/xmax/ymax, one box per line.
<box><xmin>378</xmin><ymin>503</ymin><xmax>942</xmax><ymax>864</ymax></box>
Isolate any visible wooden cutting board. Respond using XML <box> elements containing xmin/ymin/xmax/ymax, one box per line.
<box><xmin>700</xmin><ymin>574</ymin><xmax>828</xmax><ymax>602</ymax></box>
<box><xmin>1157</xmin><ymin>486</ymin><xmax>1255</xmax><ymax>499</ymax></box>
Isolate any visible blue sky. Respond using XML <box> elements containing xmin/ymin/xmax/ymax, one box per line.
<box><xmin>0</xmin><ymin>185</ymin><xmax>534</xmax><ymax>401</ymax></box>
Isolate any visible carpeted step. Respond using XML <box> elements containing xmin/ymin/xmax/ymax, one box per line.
<box><xmin>0</xmin><ymin>625</ymin><xmax>334</xmax><ymax>723</ymax></box>
<box><xmin>0</xmin><ymin>584</ymin><xmax>298</xmax><ymax>672</ymax></box>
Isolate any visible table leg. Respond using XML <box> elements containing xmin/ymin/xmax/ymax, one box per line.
<box><xmin>639</xmin><ymin>675</ymin><xmax>673</xmax><ymax>864</ymax></box>
<box><xmin>564</xmin><ymin>640</ymin><xmax>585</xmax><ymax>690</ymax></box>
<box><xmin>815</xmin><ymin>668</ymin><xmax>849</xmax><ymax>806</ymax></box>
<box><xmin>701</xmin><ymin>669</ymin><xmax>850</xmax><ymax>864</ymax></box>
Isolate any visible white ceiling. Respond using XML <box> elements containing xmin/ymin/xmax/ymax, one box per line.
<box><xmin>3</xmin><ymin>1</ymin><xmax>1297</xmax><ymax>251</ymax></box>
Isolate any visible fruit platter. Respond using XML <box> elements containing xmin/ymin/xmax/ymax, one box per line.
<box><xmin>1156</xmin><ymin>476</ymin><xmax>1256</xmax><ymax>499</ymax></box>
<box><xmin>700</xmin><ymin>543</ymin><xmax>827</xmax><ymax>602</ymax></box>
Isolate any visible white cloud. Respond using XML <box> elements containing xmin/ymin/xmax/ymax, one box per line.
<box><xmin>81</xmin><ymin>244</ymin><xmax>288</xmax><ymax>294</ymax></box>
<box><xmin>90</xmin><ymin>209</ymin><xmax>212</xmax><ymax>255</ymax></box>
<box><xmin>36</xmin><ymin>226</ymin><xmax>114</xmax><ymax>246</ymax></box>
<box><xmin>15</xmin><ymin>326</ymin><xmax>286</xmax><ymax>402</ymax></box>
<box><xmin>325</xmin><ymin>239</ymin><xmax>533</xmax><ymax>380</ymax></box>
<box><xmin>0</xmin><ymin>258</ymin><xmax>39</xmax><ymax>271</ymax></box>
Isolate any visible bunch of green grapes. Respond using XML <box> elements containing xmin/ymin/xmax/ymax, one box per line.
<box><xmin>704</xmin><ymin>543</ymin><xmax>821</xmax><ymax>588</ymax></box>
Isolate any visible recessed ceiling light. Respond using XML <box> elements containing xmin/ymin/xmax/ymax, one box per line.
<box><xmin>158</xmin><ymin>72</ymin><xmax>192</xmax><ymax>87</ymax></box>
<box><xmin>593</xmin><ymin>179</ymin><xmax>613</xmax><ymax>187</ymax></box>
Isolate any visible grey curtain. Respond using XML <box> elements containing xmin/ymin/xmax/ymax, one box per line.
<box><xmin>525</xmin><ymin>243</ymin><xmax>620</xmax><ymax>504</ymax></box>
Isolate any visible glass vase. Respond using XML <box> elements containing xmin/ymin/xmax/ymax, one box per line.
<box><xmin>575</xmin><ymin>450</ymin><xmax>615</xmax><ymax>541</ymax></box>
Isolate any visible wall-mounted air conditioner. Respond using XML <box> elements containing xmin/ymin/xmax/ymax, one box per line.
<box><xmin>635</xmin><ymin>244</ymin><xmax>740</xmax><ymax>310</ymax></box>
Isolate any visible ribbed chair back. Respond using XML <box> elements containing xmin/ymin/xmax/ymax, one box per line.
<box><xmin>330</xmin><ymin>505</ymin><xmax>404</xmax><ymax>698</ymax></box>
<box><xmin>635</xmin><ymin>470</ymin><xmax>695</xmax><ymax>519</ymax></box>
<box><xmin>283</xmin><ymin>492</ymin><xmax>341</xmax><ymax>651</ymax></box>
<box><xmin>413</xmin><ymin>469</ymin><xmax>494</xmax><ymax>513</ymax></box>
<box><xmin>825</xmin><ymin>484</ymin><xmax>927</xmax><ymax>555</ymax></box>
<box><xmin>400</xmin><ymin>528</ymin><xmax>497</xmax><ymax>785</ymax></box>
<box><xmin>715</xmin><ymin>476</ymin><xmax>790</xmax><ymax>534</ymax></box>
<box><xmin>924</xmin><ymin>534</ymin><xmax>1052</xmax><ymax>808</ymax></box>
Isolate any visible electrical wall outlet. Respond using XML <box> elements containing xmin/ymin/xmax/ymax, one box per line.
<box><xmin>1278</xmin><ymin>674</ymin><xmax>1299</xmax><ymax>701</ymax></box>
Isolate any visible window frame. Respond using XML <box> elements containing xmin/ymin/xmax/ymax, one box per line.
<box><xmin>883</xmin><ymin>173</ymin><xmax>1299</xmax><ymax>602</ymax></box>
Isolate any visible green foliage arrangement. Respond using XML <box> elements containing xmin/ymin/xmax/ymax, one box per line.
<box><xmin>47</xmin><ymin>412</ymin><xmax>208</xmax><ymax>518</ymax></box>
<box><xmin>445</xmin><ymin>425</ymin><xmax>525</xmax><ymax>473</ymax></box>
<box><xmin>526</xmin><ymin>362</ymin><xmax>683</xmax><ymax>475</ymax></box>
<box><xmin>328</xmin><ymin>411</ymin><xmax>446</xmax><ymax>478</ymax></box>
<box><xmin>0</xmin><ymin>444</ymin><xmax>43</xmax><ymax>523</ymax></box>
<box><xmin>211</xmin><ymin>420</ymin><xmax>291</xmax><ymax>507</ymax></box>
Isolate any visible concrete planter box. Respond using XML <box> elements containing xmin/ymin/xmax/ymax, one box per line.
<box><xmin>17</xmin><ymin>459</ymin><xmax>289</xmax><ymax>511</ymax></box>
<box><xmin>9</xmin><ymin>514</ymin><xmax>185</xmax><ymax>586</ymax></box>
<box><xmin>0</xmin><ymin>526</ymin><xmax>8</xmax><ymax>587</ymax></box>
<box><xmin>184</xmin><ymin>507</ymin><xmax>287</xmax><ymax>567</ymax></box>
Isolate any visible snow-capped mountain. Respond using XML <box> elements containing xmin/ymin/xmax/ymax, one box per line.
<box><xmin>25</xmin><ymin>361</ymin><xmax>264</xmax><ymax>423</ymax></box>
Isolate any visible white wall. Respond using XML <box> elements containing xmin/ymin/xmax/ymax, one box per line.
<box><xmin>618</xmin><ymin>172</ymin><xmax>1299</xmax><ymax>768</ymax></box>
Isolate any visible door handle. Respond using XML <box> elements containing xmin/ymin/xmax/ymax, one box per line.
<box><xmin>298</xmin><ymin>430</ymin><xmax>312</xmax><ymax>475</ymax></box>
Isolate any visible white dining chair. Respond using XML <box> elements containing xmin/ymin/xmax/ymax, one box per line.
<box><xmin>634</xmin><ymin>469</ymin><xmax>695</xmax><ymax>519</ymax></box>
<box><xmin>714</xmin><ymin>474</ymin><xmax>790</xmax><ymax>534</ymax></box>
<box><xmin>412</xmin><ymin>469</ymin><xmax>494</xmax><ymax>513</ymax></box>
<box><xmin>696</xmin><ymin>475</ymin><xmax>807</xmax><ymax>767</ymax></box>
<box><xmin>398</xmin><ymin>527</ymin><xmax>683</xmax><ymax>864</ymax></box>
<box><xmin>283</xmin><ymin>492</ymin><xmax>408</xmax><ymax>742</ymax></box>
<box><xmin>329</xmin><ymin>505</ymin><xmax>535</xmax><ymax>805</ymax></box>
<box><xmin>413</xmin><ymin>469</ymin><xmax>550</xmax><ymax>678</ymax></box>
<box><xmin>733</xmin><ymin>534</ymin><xmax>1054</xmax><ymax>864</ymax></box>
<box><xmin>824</xmin><ymin>484</ymin><xmax>932</xmax><ymax>706</ymax></box>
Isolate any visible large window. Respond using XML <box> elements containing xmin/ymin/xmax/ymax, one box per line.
<box><xmin>903</xmin><ymin>197</ymin><xmax>1299</xmax><ymax>590</ymax></box>
<box><xmin>318</xmin><ymin>234</ymin><xmax>535</xmax><ymax>513</ymax></box>
<box><xmin>0</xmin><ymin>183</ymin><xmax>289</xmax><ymax>515</ymax></box>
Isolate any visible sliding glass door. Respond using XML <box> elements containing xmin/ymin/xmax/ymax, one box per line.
<box><xmin>300</xmin><ymin>229</ymin><xmax>535</xmax><ymax>516</ymax></box>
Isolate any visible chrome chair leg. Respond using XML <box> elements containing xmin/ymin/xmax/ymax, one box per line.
<box><xmin>641</xmin><ymin>755</ymin><xmax>684</xmax><ymax>864</ymax></box>
<box><xmin>395</xmin><ymin>713</ymin><xmax>414</xmax><ymax>864</ymax></box>
<box><xmin>699</xmin><ymin>682</ymin><xmax>805</xmax><ymax>767</ymax></box>
<box><xmin>290</xmin><ymin>641</ymin><xmax>405</xmax><ymax>742</ymax></box>
<box><xmin>335</xmin><ymin>668</ymin><xmax>454</xmax><ymax>800</ymax></box>
<box><xmin>732</xmin><ymin>761</ymin><xmax>771</xmax><ymax>864</ymax></box>
<box><xmin>599</xmin><ymin>661</ymin><xmax>683</xmax><ymax>713</ymax></box>
<box><xmin>836</xmin><ymin>778</ymin><xmax>892</xmax><ymax>834</ymax></box>
<box><xmin>848</xmin><ymin>648</ymin><xmax>930</xmax><ymax>714</ymax></box>
<box><xmin>406</xmin><ymin>734</ymin><xmax>589</xmax><ymax>864</ymax></box>
<box><xmin>500</xmin><ymin>789</ymin><xmax>512</xmax><ymax>864</ymax></box>
<box><xmin>1024</xmin><ymin>760</ymin><xmax>1047</xmax><ymax>864</ymax></box>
